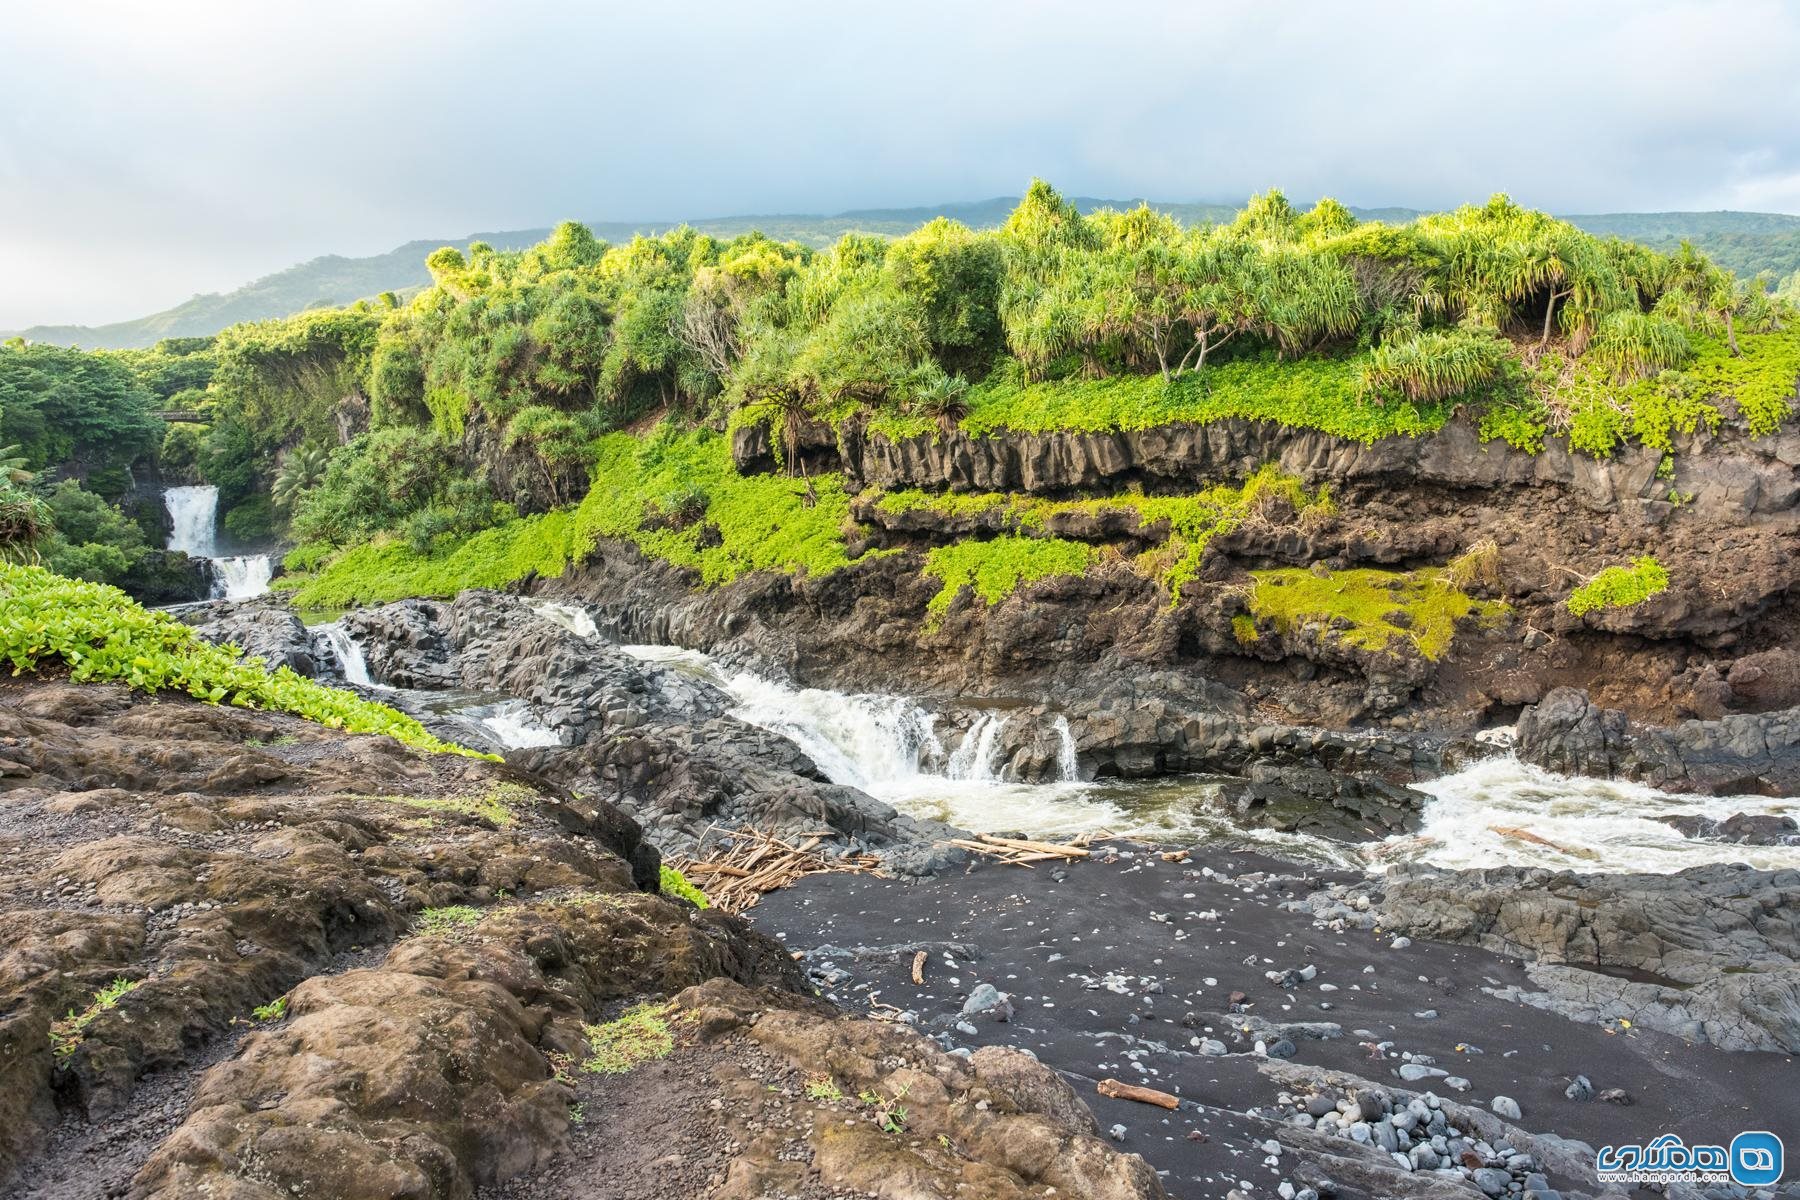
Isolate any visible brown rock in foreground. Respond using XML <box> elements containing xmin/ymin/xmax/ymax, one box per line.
<box><xmin>0</xmin><ymin>678</ymin><xmax>1161</xmax><ymax>1199</ymax></box>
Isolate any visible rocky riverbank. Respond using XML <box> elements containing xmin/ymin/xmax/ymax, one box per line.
<box><xmin>0</xmin><ymin>677</ymin><xmax>1168</xmax><ymax>1199</ymax></box>
<box><xmin>749</xmin><ymin>845</ymin><xmax>1800</xmax><ymax>1200</ymax></box>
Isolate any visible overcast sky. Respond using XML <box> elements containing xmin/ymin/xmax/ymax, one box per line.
<box><xmin>3</xmin><ymin>0</ymin><xmax>1799</xmax><ymax>329</ymax></box>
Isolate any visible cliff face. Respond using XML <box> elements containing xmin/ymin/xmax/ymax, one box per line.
<box><xmin>734</xmin><ymin>414</ymin><xmax>1800</xmax><ymax>519</ymax></box>
<box><xmin>711</xmin><ymin>415</ymin><xmax>1800</xmax><ymax>736</ymax></box>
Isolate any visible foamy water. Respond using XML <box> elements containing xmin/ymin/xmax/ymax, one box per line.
<box><xmin>1384</xmin><ymin>754</ymin><xmax>1800</xmax><ymax>873</ymax></box>
<box><xmin>518</xmin><ymin>601</ymin><xmax>1800</xmax><ymax>874</ymax></box>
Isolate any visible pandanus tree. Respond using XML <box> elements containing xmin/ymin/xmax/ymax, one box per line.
<box><xmin>271</xmin><ymin>444</ymin><xmax>331</xmax><ymax>510</ymax></box>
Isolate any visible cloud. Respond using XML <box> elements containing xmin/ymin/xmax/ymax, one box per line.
<box><xmin>2</xmin><ymin>0</ymin><xmax>1798</xmax><ymax>327</ymax></box>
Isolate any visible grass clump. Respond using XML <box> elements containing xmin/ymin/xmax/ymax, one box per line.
<box><xmin>889</xmin><ymin>465</ymin><xmax>1330</xmax><ymax>606</ymax></box>
<box><xmin>658</xmin><ymin>864</ymin><xmax>709</xmax><ymax>908</ymax></box>
<box><xmin>252</xmin><ymin>995</ymin><xmax>289</xmax><ymax>1021</ymax></box>
<box><xmin>391</xmin><ymin>782</ymin><xmax>528</xmax><ymax>828</ymax></box>
<box><xmin>414</xmin><ymin>905</ymin><xmax>484</xmax><ymax>938</ymax></box>
<box><xmin>286</xmin><ymin>509</ymin><xmax>583</xmax><ymax>608</ymax></box>
<box><xmin>582</xmin><ymin>1002</ymin><xmax>675</xmax><ymax>1075</ymax></box>
<box><xmin>50</xmin><ymin>977</ymin><xmax>143</xmax><ymax>1060</ymax></box>
<box><xmin>923</xmin><ymin>535</ymin><xmax>1099</xmax><ymax>621</ymax></box>
<box><xmin>1567</xmin><ymin>555</ymin><xmax>1669</xmax><ymax>616</ymax></box>
<box><xmin>1248</xmin><ymin>565</ymin><xmax>1509</xmax><ymax>661</ymax></box>
<box><xmin>0</xmin><ymin>564</ymin><xmax>486</xmax><ymax>758</ymax></box>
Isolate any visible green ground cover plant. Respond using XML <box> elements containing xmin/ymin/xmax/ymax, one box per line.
<box><xmin>50</xmin><ymin>977</ymin><xmax>143</xmax><ymax>1060</ymax></box>
<box><xmin>0</xmin><ymin>563</ymin><xmax>482</xmax><ymax>756</ymax></box>
<box><xmin>582</xmin><ymin>1002</ymin><xmax>676</xmax><ymax>1075</ymax></box>
<box><xmin>1246</xmin><ymin>565</ymin><xmax>1509</xmax><ymax>660</ymax></box>
<box><xmin>1567</xmin><ymin>555</ymin><xmax>1669</xmax><ymax>615</ymax></box>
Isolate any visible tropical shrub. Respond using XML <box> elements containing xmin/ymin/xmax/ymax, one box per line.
<box><xmin>0</xmin><ymin>563</ymin><xmax>484</xmax><ymax>756</ymax></box>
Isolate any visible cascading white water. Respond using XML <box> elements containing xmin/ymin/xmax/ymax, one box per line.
<box><xmin>946</xmin><ymin>713</ymin><xmax>1008</xmax><ymax>782</ymax></box>
<box><xmin>164</xmin><ymin>485</ymin><xmax>219</xmax><ymax>557</ymax></box>
<box><xmin>1052</xmin><ymin>715</ymin><xmax>1080</xmax><ymax>782</ymax></box>
<box><xmin>162</xmin><ymin>484</ymin><xmax>272</xmax><ymax>600</ymax></box>
<box><xmin>1385</xmin><ymin>754</ymin><xmax>1800</xmax><ymax>874</ymax></box>
<box><xmin>478</xmin><ymin>699</ymin><xmax>562</xmax><ymax>749</ymax></box>
<box><xmin>214</xmin><ymin>555</ymin><xmax>273</xmax><ymax>600</ymax></box>
<box><xmin>318</xmin><ymin>622</ymin><xmax>377</xmax><ymax>688</ymax></box>
<box><xmin>528</xmin><ymin>599</ymin><xmax>598</xmax><ymax>639</ymax></box>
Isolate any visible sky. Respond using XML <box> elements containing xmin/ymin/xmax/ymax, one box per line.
<box><xmin>3</xmin><ymin>0</ymin><xmax>1799</xmax><ymax>329</ymax></box>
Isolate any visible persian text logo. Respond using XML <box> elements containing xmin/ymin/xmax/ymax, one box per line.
<box><xmin>1595</xmin><ymin>1131</ymin><xmax>1783</xmax><ymax>1186</ymax></box>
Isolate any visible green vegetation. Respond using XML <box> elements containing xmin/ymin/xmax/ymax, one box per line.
<box><xmin>805</xmin><ymin>1074</ymin><xmax>844</xmax><ymax>1102</ymax></box>
<box><xmin>414</xmin><ymin>905</ymin><xmax>485</xmax><ymax>937</ymax></box>
<box><xmin>252</xmin><ymin>995</ymin><xmax>289</xmax><ymax>1021</ymax></box>
<box><xmin>582</xmin><ymin>1002</ymin><xmax>675</xmax><ymax>1074</ymax></box>
<box><xmin>923</xmin><ymin>535</ymin><xmax>1099</xmax><ymax>619</ymax></box>
<box><xmin>889</xmin><ymin>465</ymin><xmax>1331</xmax><ymax>606</ymax></box>
<box><xmin>1567</xmin><ymin>555</ymin><xmax>1669</xmax><ymax>616</ymax></box>
<box><xmin>1247</xmin><ymin>565</ymin><xmax>1509</xmax><ymax>660</ymax></box>
<box><xmin>389</xmin><ymin>783</ymin><xmax>527</xmax><ymax>827</ymax></box>
<box><xmin>0</xmin><ymin>563</ymin><xmax>485</xmax><ymax>756</ymax></box>
<box><xmin>658</xmin><ymin>864</ymin><xmax>709</xmax><ymax>908</ymax></box>
<box><xmin>50</xmin><ymin>977</ymin><xmax>143</xmax><ymax>1060</ymax></box>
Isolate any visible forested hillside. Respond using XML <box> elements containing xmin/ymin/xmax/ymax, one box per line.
<box><xmin>10</xmin><ymin>196</ymin><xmax>1798</xmax><ymax>350</ymax></box>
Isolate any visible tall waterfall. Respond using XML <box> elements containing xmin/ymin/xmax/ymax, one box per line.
<box><xmin>164</xmin><ymin>485</ymin><xmax>219</xmax><ymax>557</ymax></box>
<box><xmin>162</xmin><ymin>485</ymin><xmax>273</xmax><ymax>600</ymax></box>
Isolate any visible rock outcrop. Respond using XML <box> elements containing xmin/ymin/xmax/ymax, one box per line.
<box><xmin>1377</xmin><ymin>860</ymin><xmax>1800</xmax><ymax>1052</ymax></box>
<box><xmin>1516</xmin><ymin>686</ymin><xmax>1800</xmax><ymax>795</ymax></box>
<box><xmin>0</xmin><ymin>678</ymin><xmax>1162</xmax><ymax>1197</ymax></box>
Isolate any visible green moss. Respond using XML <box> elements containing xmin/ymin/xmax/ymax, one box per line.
<box><xmin>923</xmin><ymin>535</ymin><xmax>1100</xmax><ymax>621</ymax></box>
<box><xmin>1567</xmin><ymin>555</ymin><xmax>1669</xmax><ymax>616</ymax></box>
<box><xmin>1232</xmin><ymin>614</ymin><xmax>1260</xmax><ymax>645</ymax></box>
<box><xmin>0</xmin><ymin>564</ymin><xmax>485</xmax><ymax>758</ymax></box>
<box><xmin>886</xmin><ymin>465</ymin><xmax>1328</xmax><ymax>606</ymax></box>
<box><xmin>291</xmin><ymin>427</ymin><xmax>869</xmax><ymax>606</ymax></box>
<box><xmin>658</xmin><ymin>864</ymin><xmax>709</xmax><ymax>908</ymax></box>
<box><xmin>414</xmin><ymin>904</ymin><xmax>484</xmax><ymax>938</ymax></box>
<box><xmin>868</xmin><ymin>352</ymin><xmax>1454</xmax><ymax>445</ymax></box>
<box><xmin>582</xmin><ymin>1002</ymin><xmax>675</xmax><ymax>1075</ymax></box>
<box><xmin>1248</xmin><ymin>565</ymin><xmax>1509</xmax><ymax>661</ymax></box>
<box><xmin>390</xmin><ymin>782</ymin><xmax>528</xmax><ymax>828</ymax></box>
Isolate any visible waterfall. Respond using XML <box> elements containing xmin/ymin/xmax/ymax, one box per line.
<box><xmin>162</xmin><ymin>484</ymin><xmax>272</xmax><ymax>600</ymax></box>
<box><xmin>724</xmin><ymin>671</ymin><xmax>944</xmax><ymax>793</ymax></box>
<box><xmin>214</xmin><ymin>555</ymin><xmax>273</xmax><ymax>600</ymax></box>
<box><xmin>946</xmin><ymin>713</ymin><xmax>1008</xmax><ymax>782</ymax></box>
<box><xmin>164</xmin><ymin>485</ymin><xmax>219</xmax><ymax>557</ymax></box>
<box><xmin>1052</xmin><ymin>715</ymin><xmax>1080</xmax><ymax>782</ymax></box>
<box><xmin>318</xmin><ymin>622</ymin><xmax>377</xmax><ymax>688</ymax></box>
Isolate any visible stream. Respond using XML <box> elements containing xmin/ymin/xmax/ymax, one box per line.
<box><xmin>309</xmin><ymin>597</ymin><xmax>1800</xmax><ymax>877</ymax></box>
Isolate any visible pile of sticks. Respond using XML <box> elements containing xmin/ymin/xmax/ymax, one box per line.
<box><xmin>942</xmin><ymin>832</ymin><xmax>1094</xmax><ymax>867</ymax></box>
<box><xmin>674</xmin><ymin>828</ymin><xmax>881</xmax><ymax>914</ymax></box>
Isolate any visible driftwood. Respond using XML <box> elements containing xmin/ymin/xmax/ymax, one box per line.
<box><xmin>944</xmin><ymin>833</ymin><xmax>1093</xmax><ymax>867</ymax></box>
<box><xmin>911</xmin><ymin>950</ymin><xmax>927</xmax><ymax>985</ymax></box>
<box><xmin>1096</xmin><ymin>1079</ymin><xmax>1181</xmax><ymax>1109</ymax></box>
<box><xmin>675</xmin><ymin>828</ymin><xmax>881</xmax><ymax>914</ymax></box>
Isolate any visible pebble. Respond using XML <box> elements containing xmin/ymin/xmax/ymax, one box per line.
<box><xmin>1563</xmin><ymin>1074</ymin><xmax>1593</xmax><ymax>1102</ymax></box>
<box><xmin>1108</xmin><ymin>1123</ymin><xmax>1127</xmax><ymax>1141</ymax></box>
<box><xmin>1389</xmin><ymin>936</ymin><xmax>1412</xmax><ymax>949</ymax></box>
<box><xmin>1490</xmin><ymin>1095</ymin><xmax>1522</xmax><ymax>1121</ymax></box>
